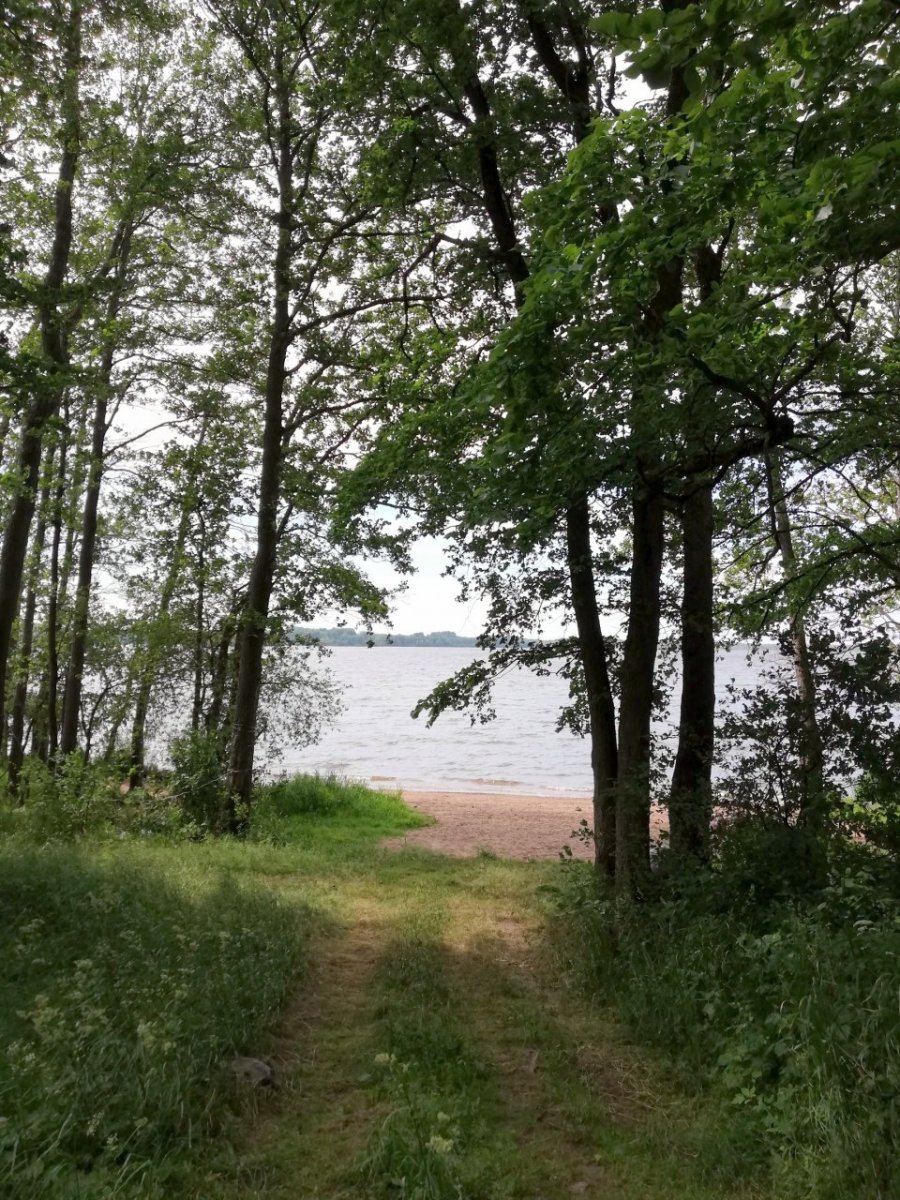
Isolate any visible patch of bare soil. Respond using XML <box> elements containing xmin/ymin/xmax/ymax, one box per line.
<box><xmin>382</xmin><ymin>790</ymin><xmax>596</xmax><ymax>859</ymax></box>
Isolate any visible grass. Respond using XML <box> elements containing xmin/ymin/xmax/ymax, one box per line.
<box><xmin>251</xmin><ymin>772</ymin><xmax>432</xmax><ymax>850</ymax></box>
<box><xmin>4</xmin><ymin>767</ymin><xmax>854</xmax><ymax>1200</ymax></box>
<box><xmin>552</xmin><ymin>849</ymin><xmax>900</xmax><ymax>1200</ymax></box>
<box><xmin>0</xmin><ymin>772</ymin><xmax>424</xmax><ymax>1199</ymax></box>
<box><xmin>0</xmin><ymin>843</ymin><xmax>315</xmax><ymax>1200</ymax></box>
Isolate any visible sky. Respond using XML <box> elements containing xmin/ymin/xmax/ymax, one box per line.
<box><xmin>324</xmin><ymin>536</ymin><xmax>495</xmax><ymax>637</ymax></box>
<box><xmin>320</xmin><ymin>535</ymin><xmax>575</xmax><ymax>640</ymax></box>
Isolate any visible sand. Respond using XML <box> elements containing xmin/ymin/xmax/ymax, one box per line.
<box><xmin>382</xmin><ymin>789</ymin><xmax>596</xmax><ymax>860</ymax></box>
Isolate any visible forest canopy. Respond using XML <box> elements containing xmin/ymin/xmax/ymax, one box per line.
<box><xmin>0</xmin><ymin>0</ymin><xmax>898</xmax><ymax>883</ymax></box>
<box><xmin>3</xmin><ymin>7</ymin><xmax>900</xmax><ymax>1197</ymax></box>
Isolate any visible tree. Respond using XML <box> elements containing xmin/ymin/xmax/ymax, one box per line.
<box><xmin>0</xmin><ymin>0</ymin><xmax>84</xmax><ymax>743</ymax></box>
<box><xmin>331</xmin><ymin>0</ymin><xmax>900</xmax><ymax>889</ymax></box>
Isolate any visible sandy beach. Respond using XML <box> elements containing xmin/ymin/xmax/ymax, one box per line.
<box><xmin>383</xmin><ymin>789</ymin><xmax>596</xmax><ymax>859</ymax></box>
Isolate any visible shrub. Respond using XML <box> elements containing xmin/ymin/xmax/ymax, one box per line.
<box><xmin>553</xmin><ymin>847</ymin><xmax>900</xmax><ymax>1199</ymax></box>
<box><xmin>6</xmin><ymin>756</ymin><xmax>123</xmax><ymax>841</ymax></box>
<box><xmin>169</xmin><ymin>730</ymin><xmax>228</xmax><ymax>832</ymax></box>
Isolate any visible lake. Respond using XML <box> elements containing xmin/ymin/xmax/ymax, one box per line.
<box><xmin>273</xmin><ymin>644</ymin><xmax>771</xmax><ymax>796</ymax></box>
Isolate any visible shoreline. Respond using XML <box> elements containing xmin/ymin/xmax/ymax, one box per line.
<box><xmin>384</xmin><ymin>788</ymin><xmax>597</xmax><ymax>860</ymax></box>
<box><xmin>382</xmin><ymin>789</ymin><xmax>666</xmax><ymax>860</ymax></box>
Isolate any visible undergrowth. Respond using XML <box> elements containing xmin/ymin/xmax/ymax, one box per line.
<box><xmin>0</xmin><ymin>845</ymin><xmax>309</xmax><ymax>1199</ymax></box>
<box><xmin>0</xmin><ymin>767</ymin><xmax>425</xmax><ymax>1198</ymax></box>
<box><xmin>552</xmin><ymin>836</ymin><xmax>900</xmax><ymax>1200</ymax></box>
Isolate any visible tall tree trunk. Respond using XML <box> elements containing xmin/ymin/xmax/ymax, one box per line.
<box><xmin>191</xmin><ymin>507</ymin><xmax>206</xmax><ymax>732</ymax></box>
<box><xmin>566</xmin><ymin>494</ymin><xmax>618</xmax><ymax>875</ymax></box>
<box><xmin>0</xmin><ymin>0</ymin><xmax>81</xmax><ymax>746</ymax></box>
<box><xmin>226</xmin><ymin>68</ymin><xmax>292</xmax><ymax>818</ymax></box>
<box><xmin>127</xmin><ymin>500</ymin><xmax>192</xmax><ymax>790</ymax></box>
<box><xmin>205</xmin><ymin>626</ymin><xmax>232</xmax><ymax>738</ymax></box>
<box><xmin>764</xmin><ymin>449</ymin><xmax>826</xmax><ymax>824</ymax></box>
<box><xmin>612</xmin><ymin>50</ymin><xmax>690</xmax><ymax>892</ymax></box>
<box><xmin>8</xmin><ymin>451</ymin><xmax>56</xmax><ymax>790</ymax></box>
<box><xmin>0</xmin><ymin>409</ymin><xmax>10</xmax><ymax>469</ymax></box>
<box><xmin>44</xmin><ymin>426</ymin><xmax>70</xmax><ymax>760</ymax></box>
<box><xmin>127</xmin><ymin>414</ymin><xmax>209</xmax><ymax>788</ymax></box>
<box><xmin>668</xmin><ymin>233</ymin><xmax>726</xmax><ymax>863</ymax></box>
<box><xmin>457</xmin><ymin>16</ymin><xmax>620</xmax><ymax>872</ymax></box>
<box><xmin>103</xmin><ymin>666</ymin><xmax>133</xmax><ymax>762</ymax></box>
<box><xmin>615</xmin><ymin>487</ymin><xmax>665</xmax><ymax>894</ymax></box>
<box><xmin>60</xmin><ymin>222</ymin><xmax>133</xmax><ymax>756</ymax></box>
<box><xmin>46</xmin><ymin>403</ymin><xmax>89</xmax><ymax>759</ymax></box>
<box><xmin>669</xmin><ymin>481</ymin><xmax>715</xmax><ymax>860</ymax></box>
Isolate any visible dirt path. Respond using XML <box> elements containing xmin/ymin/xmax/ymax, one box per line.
<box><xmin>198</xmin><ymin>858</ymin><xmax>753</xmax><ymax>1200</ymax></box>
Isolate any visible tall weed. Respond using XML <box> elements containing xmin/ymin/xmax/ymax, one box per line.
<box><xmin>0</xmin><ymin>845</ymin><xmax>309</xmax><ymax>1199</ymax></box>
<box><xmin>554</xmin><ymin>850</ymin><xmax>900</xmax><ymax>1199</ymax></box>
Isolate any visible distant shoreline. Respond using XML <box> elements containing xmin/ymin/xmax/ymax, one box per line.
<box><xmin>293</xmin><ymin>627</ymin><xmax>480</xmax><ymax>648</ymax></box>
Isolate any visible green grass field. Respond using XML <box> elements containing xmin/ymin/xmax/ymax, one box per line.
<box><xmin>2</xmin><ymin>772</ymin><xmax>875</xmax><ymax>1199</ymax></box>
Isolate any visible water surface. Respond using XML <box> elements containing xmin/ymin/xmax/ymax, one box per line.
<box><xmin>274</xmin><ymin>644</ymin><xmax>769</xmax><ymax>796</ymax></box>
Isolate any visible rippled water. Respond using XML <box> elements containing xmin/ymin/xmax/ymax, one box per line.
<box><xmin>274</xmin><ymin>644</ymin><xmax>771</xmax><ymax>796</ymax></box>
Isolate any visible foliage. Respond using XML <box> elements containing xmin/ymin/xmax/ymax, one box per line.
<box><xmin>715</xmin><ymin>623</ymin><xmax>900</xmax><ymax>826</ymax></box>
<box><xmin>553</xmin><ymin>840</ymin><xmax>900</xmax><ymax>1200</ymax></box>
<box><xmin>0</xmin><ymin>842</ymin><xmax>309</xmax><ymax>1200</ymax></box>
<box><xmin>169</xmin><ymin>729</ymin><xmax>228</xmax><ymax>832</ymax></box>
<box><xmin>0</xmin><ymin>755</ymin><xmax>124</xmax><ymax>841</ymax></box>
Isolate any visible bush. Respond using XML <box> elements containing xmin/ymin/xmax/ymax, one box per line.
<box><xmin>169</xmin><ymin>730</ymin><xmax>229</xmax><ymax>832</ymax></box>
<box><xmin>553</xmin><ymin>845</ymin><xmax>900</xmax><ymax>1199</ymax></box>
<box><xmin>713</xmin><ymin>819</ymin><xmax>827</xmax><ymax>906</ymax></box>
<box><xmin>0</xmin><ymin>756</ymin><xmax>194</xmax><ymax>844</ymax></box>
<box><xmin>2</xmin><ymin>756</ymin><xmax>123</xmax><ymax>840</ymax></box>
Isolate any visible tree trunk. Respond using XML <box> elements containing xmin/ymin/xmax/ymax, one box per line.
<box><xmin>127</xmin><ymin>500</ymin><xmax>192</xmax><ymax>790</ymax></box>
<box><xmin>456</xmin><ymin>21</ymin><xmax>622</xmax><ymax>874</ymax></box>
<box><xmin>667</xmin><ymin>226</ymin><xmax>726</xmax><ymax>862</ymax></box>
<box><xmin>566</xmin><ymin>494</ymin><xmax>618</xmax><ymax>875</ymax></box>
<box><xmin>669</xmin><ymin>481</ymin><xmax>715</xmax><ymax>860</ymax></box>
<box><xmin>0</xmin><ymin>0</ymin><xmax>81</xmax><ymax>746</ymax></box>
<box><xmin>191</xmin><ymin>508</ymin><xmax>206</xmax><ymax>732</ymax></box>
<box><xmin>0</xmin><ymin>409</ymin><xmax>10</xmax><ymax>470</ymax></box>
<box><xmin>46</xmin><ymin>404</ymin><xmax>89</xmax><ymax>759</ymax></box>
<box><xmin>102</xmin><ymin>666</ymin><xmax>133</xmax><ymax>762</ymax></box>
<box><xmin>8</xmin><ymin>452</ymin><xmax>55</xmax><ymax>790</ymax></box>
<box><xmin>43</xmin><ymin>428</ymin><xmax>70</xmax><ymax>760</ymax></box>
<box><xmin>225</xmin><ymin>68</ymin><xmax>293</xmax><ymax>820</ymax></box>
<box><xmin>615</xmin><ymin>487</ymin><xmax>665</xmax><ymax>894</ymax></box>
<box><xmin>59</xmin><ymin>222</ymin><xmax>133</xmax><ymax>757</ymax></box>
<box><xmin>205</xmin><ymin>611</ymin><xmax>237</xmax><ymax>740</ymax></box>
<box><xmin>764</xmin><ymin>449</ymin><xmax>826</xmax><ymax>824</ymax></box>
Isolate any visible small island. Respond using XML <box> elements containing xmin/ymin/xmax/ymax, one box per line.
<box><xmin>294</xmin><ymin>627</ymin><xmax>480</xmax><ymax>647</ymax></box>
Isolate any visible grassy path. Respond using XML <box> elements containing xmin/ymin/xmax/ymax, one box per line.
<box><xmin>192</xmin><ymin>852</ymin><xmax>759</xmax><ymax>1200</ymax></box>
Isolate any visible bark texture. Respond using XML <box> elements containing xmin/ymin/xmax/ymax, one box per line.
<box><xmin>59</xmin><ymin>221</ymin><xmax>134</xmax><ymax>756</ymax></box>
<box><xmin>669</xmin><ymin>481</ymin><xmax>715</xmax><ymax>859</ymax></box>
<box><xmin>226</xmin><ymin>65</ymin><xmax>292</xmax><ymax>816</ymax></box>
<box><xmin>615</xmin><ymin>488</ymin><xmax>665</xmax><ymax>893</ymax></box>
<box><xmin>565</xmin><ymin>496</ymin><xmax>618</xmax><ymax>874</ymax></box>
<box><xmin>0</xmin><ymin>0</ymin><xmax>81</xmax><ymax>747</ymax></box>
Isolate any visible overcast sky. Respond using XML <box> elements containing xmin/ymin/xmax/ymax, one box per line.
<box><xmin>321</xmin><ymin>536</ymin><xmax>493</xmax><ymax>636</ymax></box>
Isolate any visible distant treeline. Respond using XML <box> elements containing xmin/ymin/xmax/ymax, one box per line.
<box><xmin>294</xmin><ymin>627</ymin><xmax>479</xmax><ymax>647</ymax></box>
